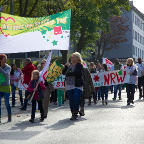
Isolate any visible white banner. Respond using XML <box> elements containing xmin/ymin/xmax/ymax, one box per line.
<box><xmin>18</xmin><ymin>78</ymin><xmax>28</xmax><ymax>90</ymax></box>
<box><xmin>53</xmin><ymin>74</ymin><xmax>65</xmax><ymax>88</ymax></box>
<box><xmin>18</xmin><ymin>70</ymin><xmax>131</xmax><ymax>89</ymax></box>
<box><xmin>52</xmin><ymin>69</ymin><xmax>131</xmax><ymax>88</ymax></box>
<box><xmin>39</xmin><ymin>51</ymin><xmax>52</xmax><ymax>82</ymax></box>
<box><xmin>103</xmin><ymin>58</ymin><xmax>114</xmax><ymax>71</ymax></box>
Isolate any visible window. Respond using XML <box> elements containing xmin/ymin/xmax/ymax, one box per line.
<box><xmin>138</xmin><ymin>33</ymin><xmax>139</xmax><ymax>42</ymax></box>
<box><xmin>138</xmin><ymin>48</ymin><xmax>139</xmax><ymax>57</ymax></box>
<box><xmin>140</xmin><ymin>35</ymin><xmax>142</xmax><ymax>43</ymax></box>
<box><xmin>137</xmin><ymin>17</ymin><xmax>139</xmax><ymax>26</ymax></box>
<box><xmin>143</xmin><ymin>23</ymin><xmax>144</xmax><ymax>31</ymax></box>
<box><xmin>133</xmin><ymin>30</ymin><xmax>134</xmax><ymax>39</ymax></box>
<box><xmin>135</xmin><ymin>31</ymin><xmax>137</xmax><ymax>40</ymax></box>
<box><xmin>141</xmin><ymin>21</ymin><xmax>142</xmax><ymax>29</ymax></box>
<box><xmin>140</xmin><ymin>49</ymin><xmax>141</xmax><ymax>57</ymax></box>
<box><xmin>133</xmin><ymin>45</ymin><xmax>135</xmax><ymax>55</ymax></box>
<box><xmin>143</xmin><ymin>37</ymin><xmax>144</xmax><ymax>45</ymax></box>
<box><xmin>142</xmin><ymin>51</ymin><xmax>143</xmax><ymax>59</ymax></box>
<box><xmin>133</xmin><ymin>14</ymin><xmax>134</xmax><ymax>23</ymax></box>
<box><xmin>135</xmin><ymin>16</ymin><xmax>137</xmax><ymax>25</ymax></box>
<box><xmin>136</xmin><ymin>47</ymin><xmax>137</xmax><ymax>56</ymax></box>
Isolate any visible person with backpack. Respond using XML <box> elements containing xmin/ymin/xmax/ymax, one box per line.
<box><xmin>126</xmin><ymin>58</ymin><xmax>138</xmax><ymax>105</ymax></box>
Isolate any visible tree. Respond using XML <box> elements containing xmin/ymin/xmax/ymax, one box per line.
<box><xmin>96</xmin><ymin>16</ymin><xmax>130</xmax><ymax>61</ymax></box>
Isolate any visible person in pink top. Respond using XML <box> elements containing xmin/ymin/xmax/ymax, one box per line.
<box><xmin>27</xmin><ymin>70</ymin><xmax>46</xmax><ymax>123</ymax></box>
<box><xmin>10</xmin><ymin>64</ymin><xmax>23</xmax><ymax>107</ymax></box>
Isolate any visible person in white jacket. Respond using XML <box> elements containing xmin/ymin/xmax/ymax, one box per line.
<box><xmin>137</xmin><ymin>57</ymin><xmax>144</xmax><ymax>99</ymax></box>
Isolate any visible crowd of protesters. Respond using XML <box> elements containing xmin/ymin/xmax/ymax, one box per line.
<box><xmin>0</xmin><ymin>52</ymin><xmax>142</xmax><ymax>122</ymax></box>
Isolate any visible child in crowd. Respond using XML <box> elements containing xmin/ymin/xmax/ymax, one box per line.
<box><xmin>27</xmin><ymin>70</ymin><xmax>46</xmax><ymax>123</ymax></box>
<box><xmin>57</xmin><ymin>89</ymin><xmax>65</xmax><ymax>106</ymax></box>
<box><xmin>101</xmin><ymin>64</ymin><xmax>109</xmax><ymax>105</ymax></box>
<box><xmin>88</xmin><ymin>62</ymin><xmax>97</xmax><ymax>105</ymax></box>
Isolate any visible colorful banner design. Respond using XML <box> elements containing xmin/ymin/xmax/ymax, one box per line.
<box><xmin>0</xmin><ymin>10</ymin><xmax>71</xmax><ymax>53</ymax></box>
<box><xmin>45</xmin><ymin>61</ymin><xmax>63</xmax><ymax>83</ymax></box>
<box><xmin>53</xmin><ymin>74</ymin><xmax>65</xmax><ymax>88</ymax></box>
<box><xmin>0</xmin><ymin>73</ymin><xmax>6</xmax><ymax>85</ymax></box>
<box><xmin>18</xmin><ymin>78</ymin><xmax>28</xmax><ymax>90</ymax></box>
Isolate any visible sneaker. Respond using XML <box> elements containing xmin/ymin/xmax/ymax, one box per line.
<box><xmin>112</xmin><ymin>98</ymin><xmax>116</xmax><ymax>101</ymax></box>
<box><xmin>132</xmin><ymin>100</ymin><xmax>134</xmax><ymax>104</ymax></box>
<box><xmin>127</xmin><ymin>103</ymin><xmax>130</xmax><ymax>105</ymax></box>
<box><xmin>29</xmin><ymin>118</ymin><xmax>34</xmax><ymax>123</ymax></box>
<box><xmin>105</xmin><ymin>100</ymin><xmax>108</xmax><ymax>105</ymax></box>
<box><xmin>40</xmin><ymin>118</ymin><xmax>44</xmax><ymax>122</ymax></box>
<box><xmin>119</xmin><ymin>98</ymin><xmax>122</xmax><ymax>100</ymax></box>
<box><xmin>28</xmin><ymin>102</ymin><xmax>32</xmax><ymax>105</ymax></box>
<box><xmin>11</xmin><ymin>105</ymin><xmax>15</xmax><ymax>107</ymax></box>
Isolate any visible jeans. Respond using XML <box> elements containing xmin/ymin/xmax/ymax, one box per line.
<box><xmin>101</xmin><ymin>86</ymin><xmax>109</xmax><ymax>100</ymax></box>
<box><xmin>114</xmin><ymin>84</ymin><xmax>122</xmax><ymax>99</ymax></box>
<box><xmin>12</xmin><ymin>85</ymin><xmax>23</xmax><ymax>106</ymax></box>
<box><xmin>126</xmin><ymin>84</ymin><xmax>135</xmax><ymax>103</ymax></box>
<box><xmin>67</xmin><ymin>88</ymin><xmax>82</xmax><ymax>113</ymax></box>
<box><xmin>110</xmin><ymin>85</ymin><xmax>113</xmax><ymax>93</ymax></box>
<box><xmin>22</xmin><ymin>90</ymin><xmax>30</xmax><ymax>109</ymax></box>
<box><xmin>32</xmin><ymin>99</ymin><xmax>44</xmax><ymax>119</ymax></box>
<box><xmin>95</xmin><ymin>88</ymin><xmax>101</xmax><ymax>100</ymax></box>
<box><xmin>138</xmin><ymin>77</ymin><xmax>144</xmax><ymax>97</ymax></box>
<box><xmin>0</xmin><ymin>92</ymin><xmax>11</xmax><ymax>116</ymax></box>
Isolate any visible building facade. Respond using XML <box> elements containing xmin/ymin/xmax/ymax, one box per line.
<box><xmin>104</xmin><ymin>1</ymin><xmax>144</xmax><ymax>63</ymax></box>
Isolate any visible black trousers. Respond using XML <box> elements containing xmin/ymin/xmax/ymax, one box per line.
<box><xmin>22</xmin><ymin>90</ymin><xmax>30</xmax><ymax>109</ymax></box>
<box><xmin>126</xmin><ymin>84</ymin><xmax>135</xmax><ymax>103</ymax></box>
<box><xmin>138</xmin><ymin>77</ymin><xmax>144</xmax><ymax>97</ymax></box>
<box><xmin>31</xmin><ymin>99</ymin><xmax>44</xmax><ymax>119</ymax></box>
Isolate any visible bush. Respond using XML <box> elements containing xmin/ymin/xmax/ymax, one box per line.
<box><xmin>51</xmin><ymin>56</ymin><xmax>63</xmax><ymax>64</ymax></box>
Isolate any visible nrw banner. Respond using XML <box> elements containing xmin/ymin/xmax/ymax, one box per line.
<box><xmin>51</xmin><ymin>69</ymin><xmax>131</xmax><ymax>88</ymax></box>
<box><xmin>91</xmin><ymin>69</ymin><xmax>130</xmax><ymax>87</ymax></box>
<box><xmin>0</xmin><ymin>10</ymin><xmax>71</xmax><ymax>53</ymax></box>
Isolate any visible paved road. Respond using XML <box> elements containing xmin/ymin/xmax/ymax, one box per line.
<box><xmin>1</xmin><ymin>89</ymin><xmax>144</xmax><ymax>144</ymax></box>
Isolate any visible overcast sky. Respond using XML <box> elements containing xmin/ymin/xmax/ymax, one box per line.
<box><xmin>130</xmin><ymin>0</ymin><xmax>144</xmax><ymax>14</ymax></box>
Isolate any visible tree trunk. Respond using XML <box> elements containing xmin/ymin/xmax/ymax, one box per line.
<box><xmin>77</xmin><ymin>26</ymin><xmax>86</xmax><ymax>53</ymax></box>
<box><xmin>60</xmin><ymin>50</ymin><xmax>68</xmax><ymax>63</ymax></box>
<box><xmin>23</xmin><ymin>0</ymin><xmax>29</xmax><ymax>16</ymax></box>
<box><xmin>28</xmin><ymin>0</ymin><xmax>39</xmax><ymax>17</ymax></box>
<box><xmin>19</xmin><ymin>0</ymin><xmax>23</xmax><ymax>16</ymax></box>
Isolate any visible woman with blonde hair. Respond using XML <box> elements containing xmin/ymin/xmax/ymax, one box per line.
<box><xmin>126</xmin><ymin>58</ymin><xmax>137</xmax><ymax>105</ymax></box>
<box><xmin>62</xmin><ymin>52</ymin><xmax>84</xmax><ymax>120</ymax></box>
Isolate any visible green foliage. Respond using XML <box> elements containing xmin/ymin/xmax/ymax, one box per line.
<box><xmin>33</xmin><ymin>61</ymin><xmax>39</xmax><ymax>68</ymax></box>
<box><xmin>51</xmin><ymin>56</ymin><xmax>63</xmax><ymax>64</ymax></box>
